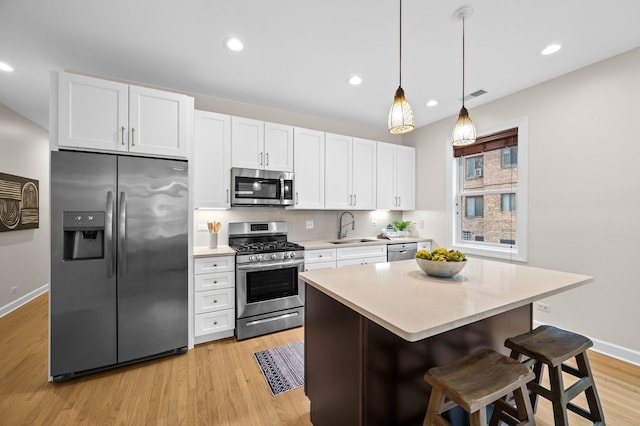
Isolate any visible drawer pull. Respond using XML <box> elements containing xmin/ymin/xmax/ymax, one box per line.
<box><xmin>213</xmin><ymin>321</ymin><xmax>218</xmax><ymax>325</ymax></box>
<box><xmin>213</xmin><ymin>299</ymin><xmax>218</xmax><ymax>303</ymax></box>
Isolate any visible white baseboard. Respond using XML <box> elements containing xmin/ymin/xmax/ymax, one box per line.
<box><xmin>0</xmin><ymin>283</ymin><xmax>49</xmax><ymax>318</ymax></box>
<box><xmin>533</xmin><ymin>320</ymin><xmax>640</xmax><ymax>367</ymax></box>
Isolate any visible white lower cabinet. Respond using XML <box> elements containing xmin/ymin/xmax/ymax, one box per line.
<box><xmin>194</xmin><ymin>256</ymin><xmax>235</xmax><ymax>344</ymax></box>
<box><xmin>304</xmin><ymin>248</ymin><xmax>337</xmax><ymax>271</ymax></box>
<box><xmin>336</xmin><ymin>245</ymin><xmax>387</xmax><ymax>268</ymax></box>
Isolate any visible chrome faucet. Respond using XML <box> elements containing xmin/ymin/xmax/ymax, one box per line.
<box><xmin>338</xmin><ymin>211</ymin><xmax>355</xmax><ymax>239</ymax></box>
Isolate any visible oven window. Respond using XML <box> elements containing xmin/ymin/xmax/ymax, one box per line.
<box><xmin>246</xmin><ymin>266</ymin><xmax>299</xmax><ymax>303</ymax></box>
<box><xmin>235</xmin><ymin>177</ymin><xmax>279</xmax><ymax>200</ymax></box>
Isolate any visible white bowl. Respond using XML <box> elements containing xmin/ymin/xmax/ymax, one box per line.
<box><xmin>415</xmin><ymin>258</ymin><xmax>467</xmax><ymax>278</ymax></box>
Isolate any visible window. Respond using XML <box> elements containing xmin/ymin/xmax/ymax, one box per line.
<box><xmin>449</xmin><ymin>121</ymin><xmax>528</xmax><ymax>262</ymax></box>
<box><xmin>502</xmin><ymin>146</ymin><xmax>517</xmax><ymax>168</ymax></box>
<box><xmin>465</xmin><ymin>195</ymin><xmax>484</xmax><ymax>217</ymax></box>
<box><xmin>501</xmin><ymin>193</ymin><xmax>516</xmax><ymax>212</ymax></box>
<box><xmin>465</xmin><ymin>157</ymin><xmax>484</xmax><ymax>179</ymax></box>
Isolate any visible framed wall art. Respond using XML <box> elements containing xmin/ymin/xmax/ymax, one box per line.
<box><xmin>0</xmin><ymin>172</ymin><xmax>39</xmax><ymax>232</ymax></box>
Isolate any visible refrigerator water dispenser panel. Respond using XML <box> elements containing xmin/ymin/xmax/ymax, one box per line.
<box><xmin>63</xmin><ymin>211</ymin><xmax>105</xmax><ymax>260</ymax></box>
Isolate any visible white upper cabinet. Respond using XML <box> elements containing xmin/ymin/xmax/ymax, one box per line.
<box><xmin>324</xmin><ymin>133</ymin><xmax>352</xmax><ymax>209</ymax></box>
<box><xmin>194</xmin><ymin>111</ymin><xmax>231</xmax><ymax>209</ymax></box>
<box><xmin>377</xmin><ymin>142</ymin><xmax>415</xmax><ymax>210</ymax></box>
<box><xmin>231</xmin><ymin>117</ymin><xmax>293</xmax><ymax>171</ymax></box>
<box><xmin>292</xmin><ymin>127</ymin><xmax>325</xmax><ymax>209</ymax></box>
<box><xmin>351</xmin><ymin>137</ymin><xmax>377</xmax><ymax>210</ymax></box>
<box><xmin>57</xmin><ymin>72</ymin><xmax>191</xmax><ymax>158</ymax></box>
<box><xmin>264</xmin><ymin>122</ymin><xmax>294</xmax><ymax>171</ymax></box>
<box><xmin>128</xmin><ymin>86</ymin><xmax>191</xmax><ymax>158</ymax></box>
<box><xmin>325</xmin><ymin>134</ymin><xmax>376</xmax><ymax>210</ymax></box>
<box><xmin>395</xmin><ymin>145</ymin><xmax>416</xmax><ymax>210</ymax></box>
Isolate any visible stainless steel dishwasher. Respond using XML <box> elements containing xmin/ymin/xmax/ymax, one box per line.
<box><xmin>387</xmin><ymin>242</ymin><xmax>417</xmax><ymax>261</ymax></box>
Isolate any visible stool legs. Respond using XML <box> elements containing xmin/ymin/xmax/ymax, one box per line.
<box><xmin>510</xmin><ymin>350</ymin><xmax>605</xmax><ymax>425</ymax></box>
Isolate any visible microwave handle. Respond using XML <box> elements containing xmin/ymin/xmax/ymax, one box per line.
<box><xmin>280</xmin><ymin>176</ymin><xmax>285</xmax><ymax>203</ymax></box>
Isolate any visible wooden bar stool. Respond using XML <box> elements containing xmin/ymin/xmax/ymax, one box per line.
<box><xmin>505</xmin><ymin>325</ymin><xmax>605</xmax><ymax>425</ymax></box>
<box><xmin>423</xmin><ymin>348</ymin><xmax>536</xmax><ymax>426</ymax></box>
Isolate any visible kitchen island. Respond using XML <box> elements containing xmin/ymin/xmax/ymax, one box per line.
<box><xmin>299</xmin><ymin>258</ymin><xmax>592</xmax><ymax>426</ymax></box>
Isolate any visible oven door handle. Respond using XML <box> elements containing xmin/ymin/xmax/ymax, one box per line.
<box><xmin>236</xmin><ymin>259</ymin><xmax>304</xmax><ymax>271</ymax></box>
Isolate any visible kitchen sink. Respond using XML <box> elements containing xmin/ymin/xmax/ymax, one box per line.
<box><xmin>328</xmin><ymin>239</ymin><xmax>377</xmax><ymax>244</ymax></box>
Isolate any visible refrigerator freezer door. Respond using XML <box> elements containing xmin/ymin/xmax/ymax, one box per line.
<box><xmin>116</xmin><ymin>156</ymin><xmax>188</xmax><ymax>362</ymax></box>
<box><xmin>50</xmin><ymin>151</ymin><xmax>118</xmax><ymax>377</ymax></box>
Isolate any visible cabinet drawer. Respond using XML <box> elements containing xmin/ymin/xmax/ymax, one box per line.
<box><xmin>195</xmin><ymin>288</ymin><xmax>234</xmax><ymax>314</ymax></box>
<box><xmin>337</xmin><ymin>255</ymin><xmax>388</xmax><ymax>268</ymax></box>
<box><xmin>337</xmin><ymin>244</ymin><xmax>387</xmax><ymax>261</ymax></box>
<box><xmin>194</xmin><ymin>256</ymin><xmax>235</xmax><ymax>274</ymax></box>
<box><xmin>305</xmin><ymin>248</ymin><xmax>337</xmax><ymax>263</ymax></box>
<box><xmin>194</xmin><ymin>271</ymin><xmax>235</xmax><ymax>292</ymax></box>
<box><xmin>305</xmin><ymin>261</ymin><xmax>337</xmax><ymax>271</ymax></box>
<box><xmin>194</xmin><ymin>310</ymin><xmax>235</xmax><ymax>336</ymax></box>
<box><xmin>363</xmin><ymin>255</ymin><xmax>388</xmax><ymax>265</ymax></box>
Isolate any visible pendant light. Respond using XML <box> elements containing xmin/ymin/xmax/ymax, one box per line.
<box><xmin>388</xmin><ymin>0</ymin><xmax>414</xmax><ymax>134</ymax></box>
<box><xmin>452</xmin><ymin>7</ymin><xmax>476</xmax><ymax>146</ymax></box>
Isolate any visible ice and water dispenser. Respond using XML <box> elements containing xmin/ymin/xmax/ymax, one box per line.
<box><xmin>62</xmin><ymin>211</ymin><xmax>105</xmax><ymax>260</ymax></box>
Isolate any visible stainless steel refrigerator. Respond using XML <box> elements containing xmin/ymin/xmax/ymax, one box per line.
<box><xmin>50</xmin><ymin>150</ymin><xmax>188</xmax><ymax>381</ymax></box>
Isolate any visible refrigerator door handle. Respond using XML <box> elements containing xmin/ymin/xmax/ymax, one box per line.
<box><xmin>118</xmin><ymin>191</ymin><xmax>127</xmax><ymax>277</ymax></box>
<box><xmin>106</xmin><ymin>191</ymin><xmax>116</xmax><ymax>278</ymax></box>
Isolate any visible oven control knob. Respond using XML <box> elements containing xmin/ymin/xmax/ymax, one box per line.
<box><xmin>270</xmin><ymin>253</ymin><xmax>277</xmax><ymax>260</ymax></box>
<box><xmin>256</xmin><ymin>255</ymin><xmax>262</xmax><ymax>261</ymax></box>
<box><xmin>249</xmin><ymin>255</ymin><xmax>255</xmax><ymax>262</ymax></box>
<box><xmin>288</xmin><ymin>252</ymin><xmax>296</xmax><ymax>258</ymax></box>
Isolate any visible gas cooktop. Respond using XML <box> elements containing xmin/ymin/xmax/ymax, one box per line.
<box><xmin>231</xmin><ymin>240</ymin><xmax>303</xmax><ymax>255</ymax></box>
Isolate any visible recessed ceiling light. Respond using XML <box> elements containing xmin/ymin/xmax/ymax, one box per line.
<box><xmin>541</xmin><ymin>44</ymin><xmax>561</xmax><ymax>56</ymax></box>
<box><xmin>348</xmin><ymin>75</ymin><xmax>362</xmax><ymax>86</ymax></box>
<box><xmin>426</xmin><ymin>99</ymin><xmax>438</xmax><ymax>107</ymax></box>
<box><xmin>224</xmin><ymin>37</ymin><xmax>244</xmax><ymax>52</ymax></box>
<box><xmin>0</xmin><ymin>62</ymin><xmax>14</xmax><ymax>72</ymax></box>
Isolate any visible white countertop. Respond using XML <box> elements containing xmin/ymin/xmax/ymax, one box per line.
<box><xmin>299</xmin><ymin>237</ymin><xmax>431</xmax><ymax>250</ymax></box>
<box><xmin>299</xmin><ymin>258</ymin><xmax>592</xmax><ymax>342</ymax></box>
<box><xmin>193</xmin><ymin>245</ymin><xmax>235</xmax><ymax>258</ymax></box>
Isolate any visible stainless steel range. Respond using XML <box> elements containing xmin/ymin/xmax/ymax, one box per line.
<box><xmin>229</xmin><ymin>221</ymin><xmax>305</xmax><ymax>340</ymax></box>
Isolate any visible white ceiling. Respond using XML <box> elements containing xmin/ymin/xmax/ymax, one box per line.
<box><xmin>1</xmin><ymin>0</ymin><xmax>640</xmax><ymax>132</ymax></box>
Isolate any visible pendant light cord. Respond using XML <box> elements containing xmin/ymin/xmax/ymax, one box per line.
<box><xmin>399</xmin><ymin>0</ymin><xmax>403</xmax><ymax>88</ymax></box>
<box><xmin>462</xmin><ymin>16</ymin><xmax>465</xmax><ymax>108</ymax></box>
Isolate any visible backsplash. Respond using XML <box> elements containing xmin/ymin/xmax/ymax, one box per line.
<box><xmin>193</xmin><ymin>208</ymin><xmax>405</xmax><ymax>247</ymax></box>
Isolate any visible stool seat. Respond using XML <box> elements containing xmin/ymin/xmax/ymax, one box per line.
<box><xmin>505</xmin><ymin>325</ymin><xmax>605</xmax><ymax>425</ymax></box>
<box><xmin>505</xmin><ymin>325</ymin><xmax>593</xmax><ymax>367</ymax></box>
<box><xmin>423</xmin><ymin>348</ymin><xmax>536</xmax><ymax>426</ymax></box>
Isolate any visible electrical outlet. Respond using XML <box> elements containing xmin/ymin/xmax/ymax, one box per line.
<box><xmin>306</xmin><ymin>220</ymin><xmax>314</xmax><ymax>230</ymax></box>
<box><xmin>535</xmin><ymin>302</ymin><xmax>551</xmax><ymax>313</ymax></box>
<box><xmin>370</xmin><ymin>220</ymin><xmax>377</xmax><ymax>226</ymax></box>
<box><xmin>10</xmin><ymin>286</ymin><xmax>17</xmax><ymax>294</ymax></box>
<box><xmin>197</xmin><ymin>223</ymin><xmax>208</xmax><ymax>232</ymax></box>
<box><xmin>419</xmin><ymin>219</ymin><xmax>425</xmax><ymax>229</ymax></box>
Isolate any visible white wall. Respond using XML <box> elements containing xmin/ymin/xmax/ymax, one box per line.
<box><xmin>404</xmin><ymin>48</ymin><xmax>640</xmax><ymax>362</ymax></box>
<box><xmin>0</xmin><ymin>103</ymin><xmax>50</xmax><ymax>314</ymax></box>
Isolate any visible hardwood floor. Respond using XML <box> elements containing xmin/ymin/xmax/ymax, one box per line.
<box><xmin>1</xmin><ymin>293</ymin><xmax>638</xmax><ymax>425</ymax></box>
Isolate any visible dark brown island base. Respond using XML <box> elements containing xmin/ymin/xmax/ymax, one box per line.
<box><xmin>299</xmin><ymin>258</ymin><xmax>592</xmax><ymax>426</ymax></box>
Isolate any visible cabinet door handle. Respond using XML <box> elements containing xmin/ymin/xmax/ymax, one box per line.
<box><xmin>260</xmin><ymin>152</ymin><xmax>264</xmax><ymax>166</ymax></box>
<box><xmin>349</xmin><ymin>194</ymin><xmax>353</xmax><ymax>205</ymax></box>
<box><xmin>131</xmin><ymin>128</ymin><xmax>135</xmax><ymax>146</ymax></box>
<box><xmin>121</xmin><ymin>126</ymin><xmax>126</xmax><ymax>145</ymax></box>
<box><xmin>266</xmin><ymin>152</ymin><xmax>269</xmax><ymax>166</ymax></box>
<box><xmin>397</xmin><ymin>196</ymin><xmax>401</xmax><ymax>207</ymax></box>
<box><xmin>353</xmin><ymin>194</ymin><xmax>357</xmax><ymax>206</ymax></box>
<box><xmin>296</xmin><ymin>192</ymin><xmax>299</xmax><ymax>204</ymax></box>
<box><xmin>226</xmin><ymin>189</ymin><xmax>229</xmax><ymax>203</ymax></box>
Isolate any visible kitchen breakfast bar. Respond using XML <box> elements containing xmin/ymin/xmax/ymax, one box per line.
<box><xmin>299</xmin><ymin>258</ymin><xmax>592</xmax><ymax>426</ymax></box>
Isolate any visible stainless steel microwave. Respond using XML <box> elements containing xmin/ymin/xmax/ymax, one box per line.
<box><xmin>231</xmin><ymin>168</ymin><xmax>294</xmax><ymax>206</ymax></box>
